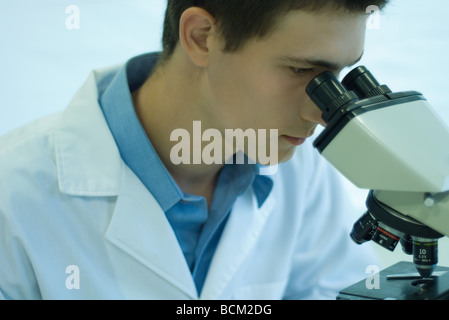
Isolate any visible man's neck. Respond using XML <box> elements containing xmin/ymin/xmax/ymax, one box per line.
<box><xmin>131</xmin><ymin>53</ymin><xmax>223</xmax><ymax>204</ymax></box>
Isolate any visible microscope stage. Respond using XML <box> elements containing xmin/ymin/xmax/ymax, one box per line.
<box><xmin>338</xmin><ymin>261</ymin><xmax>449</xmax><ymax>300</ymax></box>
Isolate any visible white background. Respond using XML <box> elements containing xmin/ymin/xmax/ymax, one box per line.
<box><xmin>1</xmin><ymin>0</ymin><xmax>449</xmax><ymax>270</ymax></box>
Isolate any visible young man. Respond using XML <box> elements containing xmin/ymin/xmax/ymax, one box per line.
<box><xmin>0</xmin><ymin>0</ymin><xmax>387</xmax><ymax>299</ymax></box>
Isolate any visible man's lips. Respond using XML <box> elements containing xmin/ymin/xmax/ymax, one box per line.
<box><xmin>282</xmin><ymin>135</ymin><xmax>306</xmax><ymax>146</ymax></box>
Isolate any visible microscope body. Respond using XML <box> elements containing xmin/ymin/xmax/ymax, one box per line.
<box><xmin>307</xmin><ymin>67</ymin><xmax>449</xmax><ymax>278</ymax></box>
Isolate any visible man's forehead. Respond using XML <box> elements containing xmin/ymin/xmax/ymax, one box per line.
<box><xmin>270</xmin><ymin>9</ymin><xmax>367</xmax><ymax>67</ymax></box>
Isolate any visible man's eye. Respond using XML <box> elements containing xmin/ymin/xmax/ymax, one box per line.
<box><xmin>290</xmin><ymin>67</ymin><xmax>314</xmax><ymax>75</ymax></box>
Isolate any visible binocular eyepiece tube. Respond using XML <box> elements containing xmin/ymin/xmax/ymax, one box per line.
<box><xmin>306</xmin><ymin>66</ymin><xmax>392</xmax><ymax>123</ymax></box>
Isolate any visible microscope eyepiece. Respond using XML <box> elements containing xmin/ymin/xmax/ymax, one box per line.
<box><xmin>306</xmin><ymin>71</ymin><xmax>358</xmax><ymax>123</ymax></box>
<box><xmin>342</xmin><ymin>66</ymin><xmax>392</xmax><ymax>98</ymax></box>
<box><xmin>306</xmin><ymin>66</ymin><xmax>393</xmax><ymax>124</ymax></box>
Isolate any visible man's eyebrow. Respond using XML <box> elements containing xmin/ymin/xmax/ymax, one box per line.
<box><xmin>281</xmin><ymin>51</ymin><xmax>365</xmax><ymax>71</ymax></box>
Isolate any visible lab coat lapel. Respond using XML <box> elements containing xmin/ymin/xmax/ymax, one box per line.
<box><xmin>56</xmin><ymin>69</ymin><xmax>197</xmax><ymax>299</ymax></box>
<box><xmin>200</xmin><ymin>188</ymin><xmax>276</xmax><ymax>299</ymax></box>
<box><xmin>105</xmin><ymin>166</ymin><xmax>197</xmax><ymax>299</ymax></box>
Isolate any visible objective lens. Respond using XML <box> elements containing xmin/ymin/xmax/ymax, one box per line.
<box><xmin>350</xmin><ymin>211</ymin><xmax>378</xmax><ymax>245</ymax></box>
<box><xmin>400</xmin><ymin>235</ymin><xmax>413</xmax><ymax>255</ymax></box>
<box><xmin>342</xmin><ymin>66</ymin><xmax>391</xmax><ymax>98</ymax></box>
<box><xmin>371</xmin><ymin>222</ymin><xmax>404</xmax><ymax>251</ymax></box>
<box><xmin>412</xmin><ymin>237</ymin><xmax>438</xmax><ymax>278</ymax></box>
<box><xmin>306</xmin><ymin>71</ymin><xmax>358</xmax><ymax>123</ymax></box>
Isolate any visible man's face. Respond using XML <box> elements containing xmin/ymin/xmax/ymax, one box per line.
<box><xmin>203</xmin><ymin>8</ymin><xmax>367</xmax><ymax>164</ymax></box>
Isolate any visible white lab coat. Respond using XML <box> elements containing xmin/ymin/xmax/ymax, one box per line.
<box><xmin>0</xmin><ymin>65</ymin><xmax>378</xmax><ymax>300</ymax></box>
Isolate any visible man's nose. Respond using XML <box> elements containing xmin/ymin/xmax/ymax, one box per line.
<box><xmin>302</xmin><ymin>97</ymin><xmax>327</xmax><ymax>127</ymax></box>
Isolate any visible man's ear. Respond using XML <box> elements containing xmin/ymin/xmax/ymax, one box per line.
<box><xmin>179</xmin><ymin>7</ymin><xmax>217</xmax><ymax>68</ymax></box>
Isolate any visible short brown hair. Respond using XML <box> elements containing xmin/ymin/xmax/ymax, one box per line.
<box><xmin>161</xmin><ymin>0</ymin><xmax>390</xmax><ymax>60</ymax></box>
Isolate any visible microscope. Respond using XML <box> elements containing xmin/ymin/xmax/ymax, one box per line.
<box><xmin>306</xmin><ymin>66</ymin><xmax>449</xmax><ymax>299</ymax></box>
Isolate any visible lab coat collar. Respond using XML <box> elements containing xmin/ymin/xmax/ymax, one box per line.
<box><xmin>55</xmin><ymin>67</ymin><xmax>123</xmax><ymax>196</ymax></box>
